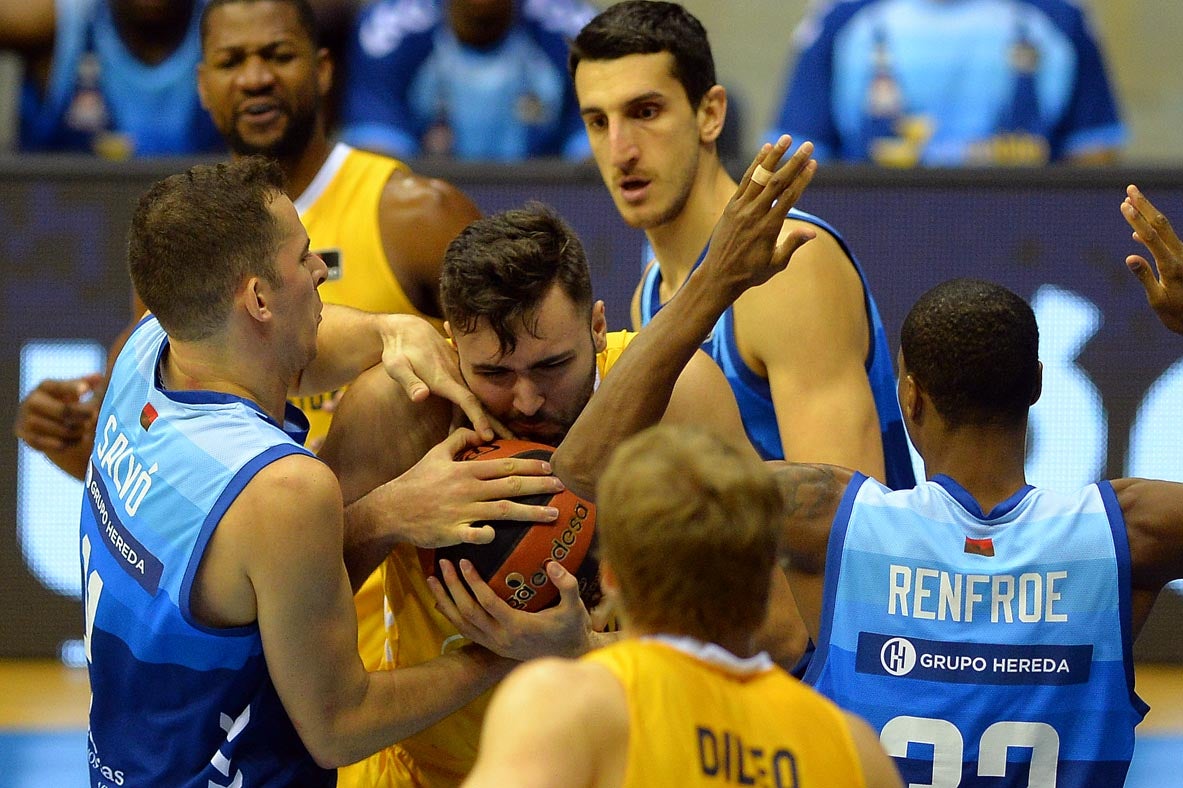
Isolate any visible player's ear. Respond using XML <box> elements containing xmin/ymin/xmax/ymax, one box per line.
<box><xmin>697</xmin><ymin>85</ymin><xmax>727</xmax><ymax>145</ymax></box>
<box><xmin>899</xmin><ymin>373</ymin><xmax>922</xmax><ymax>423</ymax></box>
<box><xmin>1030</xmin><ymin>361</ymin><xmax>1043</xmax><ymax>406</ymax></box>
<box><xmin>591</xmin><ymin>301</ymin><xmax>608</xmax><ymax>353</ymax></box>
<box><xmin>444</xmin><ymin>321</ymin><xmax>454</xmax><ymax>341</ymax></box>
<box><xmin>316</xmin><ymin>48</ymin><xmax>333</xmax><ymax>99</ymax></box>
<box><xmin>243</xmin><ymin>276</ymin><xmax>271</xmax><ymax>322</ymax></box>
<box><xmin>196</xmin><ymin>63</ymin><xmax>211</xmax><ymax>111</ymax></box>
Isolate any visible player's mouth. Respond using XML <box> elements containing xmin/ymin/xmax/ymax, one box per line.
<box><xmin>617</xmin><ymin>176</ymin><xmax>652</xmax><ymax>204</ymax></box>
<box><xmin>237</xmin><ymin>99</ymin><xmax>285</xmax><ymax>130</ymax></box>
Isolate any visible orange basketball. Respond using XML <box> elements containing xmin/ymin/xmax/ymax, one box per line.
<box><xmin>418</xmin><ymin>439</ymin><xmax>600</xmax><ymax>613</ymax></box>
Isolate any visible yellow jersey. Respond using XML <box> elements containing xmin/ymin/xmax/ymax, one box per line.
<box><xmin>292</xmin><ymin>142</ymin><xmax>445</xmax><ymax>444</ymax></box>
<box><xmin>584</xmin><ymin>637</ymin><xmax>868</xmax><ymax>788</ymax></box>
<box><xmin>347</xmin><ymin>331</ymin><xmax>636</xmax><ymax>788</ymax></box>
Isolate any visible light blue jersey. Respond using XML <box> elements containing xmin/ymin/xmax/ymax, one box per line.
<box><xmin>771</xmin><ymin>0</ymin><xmax>1125</xmax><ymax>165</ymax></box>
<box><xmin>805</xmin><ymin>473</ymin><xmax>1147</xmax><ymax>786</ymax></box>
<box><xmin>638</xmin><ymin>208</ymin><xmax>915</xmax><ymax>490</ymax></box>
<box><xmin>20</xmin><ymin>0</ymin><xmax>222</xmax><ymax>154</ymax></box>
<box><xmin>79</xmin><ymin>318</ymin><xmax>333</xmax><ymax>787</ymax></box>
<box><xmin>342</xmin><ymin>0</ymin><xmax>594</xmax><ymax>161</ymax></box>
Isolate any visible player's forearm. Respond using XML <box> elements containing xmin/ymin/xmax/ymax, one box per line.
<box><xmin>294</xmin><ymin>306</ymin><xmax>423</xmax><ymax>397</ymax></box>
<box><xmin>341</xmin><ymin>485</ymin><xmax>408</xmax><ymax>592</ymax></box>
<box><xmin>553</xmin><ymin>266</ymin><xmax>731</xmax><ymax>498</ymax></box>
<box><xmin>326</xmin><ymin>646</ymin><xmax>515</xmax><ymax>767</ymax></box>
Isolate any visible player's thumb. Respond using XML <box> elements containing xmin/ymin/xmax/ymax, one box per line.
<box><xmin>439</xmin><ymin>427</ymin><xmax>483</xmax><ymax>459</ymax></box>
<box><xmin>1125</xmin><ymin>254</ymin><xmax>1160</xmax><ymax>294</ymax></box>
<box><xmin>547</xmin><ymin>560</ymin><xmax>580</xmax><ymax>601</ymax></box>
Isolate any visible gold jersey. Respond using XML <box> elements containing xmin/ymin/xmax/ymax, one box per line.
<box><xmin>344</xmin><ymin>331</ymin><xmax>636</xmax><ymax>788</ymax></box>
<box><xmin>292</xmin><ymin>142</ymin><xmax>445</xmax><ymax>445</ymax></box>
<box><xmin>584</xmin><ymin>637</ymin><xmax>868</xmax><ymax>788</ymax></box>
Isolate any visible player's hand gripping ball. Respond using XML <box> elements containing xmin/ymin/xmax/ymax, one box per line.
<box><xmin>419</xmin><ymin>439</ymin><xmax>600</xmax><ymax>612</ymax></box>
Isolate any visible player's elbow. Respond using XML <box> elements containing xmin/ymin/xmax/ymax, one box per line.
<box><xmin>549</xmin><ymin>445</ymin><xmax>599</xmax><ymax>502</ymax></box>
<box><xmin>301</xmin><ymin>727</ymin><xmax>365</xmax><ymax>770</ymax></box>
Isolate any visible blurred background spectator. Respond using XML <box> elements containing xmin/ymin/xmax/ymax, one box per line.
<box><xmin>0</xmin><ymin>0</ymin><xmax>224</xmax><ymax>157</ymax></box>
<box><xmin>766</xmin><ymin>0</ymin><xmax>1125</xmax><ymax>167</ymax></box>
<box><xmin>340</xmin><ymin>0</ymin><xmax>595</xmax><ymax>161</ymax></box>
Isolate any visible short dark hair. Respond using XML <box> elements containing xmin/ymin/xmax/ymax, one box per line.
<box><xmin>569</xmin><ymin>1</ymin><xmax>716</xmax><ymax>109</ymax></box>
<box><xmin>441</xmin><ymin>203</ymin><xmax>592</xmax><ymax>356</ymax></box>
<box><xmin>128</xmin><ymin>158</ymin><xmax>286</xmax><ymax>342</ymax></box>
<box><xmin>900</xmin><ymin>278</ymin><xmax>1040</xmax><ymax>428</ymax></box>
<box><xmin>200</xmin><ymin>0</ymin><xmax>320</xmax><ymax>47</ymax></box>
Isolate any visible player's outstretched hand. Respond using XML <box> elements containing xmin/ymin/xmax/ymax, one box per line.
<box><xmin>379</xmin><ymin>315</ymin><xmax>500</xmax><ymax>441</ymax></box>
<box><xmin>426</xmin><ymin>558</ymin><xmax>592</xmax><ymax>661</ymax></box>
<box><xmin>14</xmin><ymin>373</ymin><xmax>105</xmax><ymax>479</ymax></box>
<box><xmin>1122</xmin><ymin>185</ymin><xmax>1183</xmax><ymax>335</ymax></box>
<box><xmin>380</xmin><ymin>428</ymin><xmax>562</xmax><ymax>548</ymax></box>
<box><xmin>699</xmin><ymin>135</ymin><xmax>818</xmax><ymax>301</ymax></box>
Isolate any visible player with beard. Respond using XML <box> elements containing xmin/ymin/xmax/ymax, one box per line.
<box><xmin>12</xmin><ymin>6</ymin><xmax>550</xmax><ymax>782</ymax></box>
<box><xmin>316</xmin><ymin>174</ymin><xmax>821</xmax><ymax>785</ymax></box>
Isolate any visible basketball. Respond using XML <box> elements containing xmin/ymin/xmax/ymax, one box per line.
<box><xmin>419</xmin><ymin>439</ymin><xmax>600</xmax><ymax>613</ymax></box>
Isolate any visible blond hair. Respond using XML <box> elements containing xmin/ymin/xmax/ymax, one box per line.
<box><xmin>596</xmin><ymin>425</ymin><xmax>783</xmax><ymax>643</ymax></box>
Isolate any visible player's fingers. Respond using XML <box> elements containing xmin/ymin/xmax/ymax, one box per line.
<box><xmin>547</xmin><ymin>561</ymin><xmax>583</xmax><ymax>609</ymax></box>
<box><xmin>761</xmin><ymin>141</ymin><xmax>816</xmax><ymax>212</ymax></box>
<box><xmin>457</xmin><ymin>524</ymin><xmax>496</xmax><ymax>546</ymax></box>
<box><xmin>471</xmin><ymin>499</ymin><xmax>559</xmax><ymax>524</ymax></box>
<box><xmin>770</xmin><ymin>228</ymin><xmax>817</xmax><ymax>272</ymax></box>
<box><xmin>775</xmin><ymin>156</ymin><xmax>818</xmax><ymax>219</ymax></box>
<box><xmin>736</xmin><ymin>142</ymin><xmax>774</xmax><ymax>196</ymax></box>
<box><xmin>437</xmin><ymin>382</ymin><xmax>495</xmax><ymax>442</ymax></box>
<box><xmin>15</xmin><ymin>411</ymin><xmax>86</xmax><ymax>443</ymax></box>
<box><xmin>425</xmin><ymin>573</ymin><xmax>471</xmax><ymax>632</ymax></box>
<box><xmin>435</xmin><ymin>427</ymin><xmax>484</xmax><ymax>460</ymax></box>
<box><xmin>1125</xmin><ymin>253</ymin><xmax>1166</xmax><ymax>304</ymax></box>
<box><xmin>468</xmin><ymin>456</ymin><xmax>554</xmax><ymax>481</ymax></box>
<box><xmin>1123</xmin><ymin>193</ymin><xmax>1183</xmax><ymax>267</ymax></box>
<box><xmin>431</xmin><ymin>560</ymin><xmax>486</xmax><ymax>626</ymax></box>
<box><xmin>457</xmin><ymin>559</ymin><xmax>515</xmax><ymax>625</ymax></box>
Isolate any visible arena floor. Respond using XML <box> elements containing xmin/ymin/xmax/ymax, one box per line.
<box><xmin>1</xmin><ymin>660</ymin><xmax>1180</xmax><ymax>786</ymax></box>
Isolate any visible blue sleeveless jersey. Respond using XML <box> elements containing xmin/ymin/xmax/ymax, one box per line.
<box><xmin>20</xmin><ymin>0</ymin><xmax>222</xmax><ymax>154</ymax></box>
<box><xmin>639</xmin><ymin>208</ymin><xmax>915</xmax><ymax>490</ymax></box>
<box><xmin>79</xmin><ymin>318</ymin><xmax>334</xmax><ymax>787</ymax></box>
<box><xmin>804</xmin><ymin>473</ymin><xmax>1147</xmax><ymax>787</ymax></box>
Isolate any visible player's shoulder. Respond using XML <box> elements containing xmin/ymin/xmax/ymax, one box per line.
<box><xmin>377</xmin><ymin>168</ymin><xmax>479</xmax><ymax>227</ymax></box>
<box><xmin>498</xmin><ymin>656</ymin><xmax>624</xmax><ymax>717</ymax></box>
<box><xmin>243</xmin><ymin>453</ymin><xmax>339</xmax><ymax>508</ymax></box>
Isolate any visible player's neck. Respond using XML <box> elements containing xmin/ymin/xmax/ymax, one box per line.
<box><xmin>645</xmin><ymin>160</ymin><xmax>737</xmax><ymax>294</ymax></box>
<box><xmin>280</xmin><ymin>132</ymin><xmax>334</xmax><ymax>202</ymax></box>
<box><xmin>161</xmin><ymin>335</ymin><xmax>290</xmax><ymax>426</ymax></box>
<box><xmin>111</xmin><ymin>0</ymin><xmax>194</xmax><ymax>66</ymax></box>
<box><xmin>922</xmin><ymin>427</ymin><xmax>1030</xmax><ymax>513</ymax></box>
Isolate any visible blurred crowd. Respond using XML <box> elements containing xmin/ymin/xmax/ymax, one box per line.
<box><xmin>0</xmin><ymin>0</ymin><xmax>1126</xmax><ymax>166</ymax></box>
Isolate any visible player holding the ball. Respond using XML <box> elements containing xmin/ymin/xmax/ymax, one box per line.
<box><xmin>464</xmin><ymin>426</ymin><xmax>902</xmax><ymax>788</ymax></box>
<box><xmin>318</xmin><ymin>137</ymin><xmax>820</xmax><ymax>786</ymax></box>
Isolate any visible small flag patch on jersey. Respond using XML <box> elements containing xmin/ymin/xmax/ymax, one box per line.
<box><xmin>964</xmin><ymin>537</ymin><xmax>995</xmax><ymax>557</ymax></box>
<box><xmin>140</xmin><ymin>402</ymin><xmax>158</xmax><ymax>430</ymax></box>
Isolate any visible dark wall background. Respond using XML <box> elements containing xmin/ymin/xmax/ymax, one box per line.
<box><xmin>2</xmin><ymin>158</ymin><xmax>1180</xmax><ymax>661</ymax></box>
